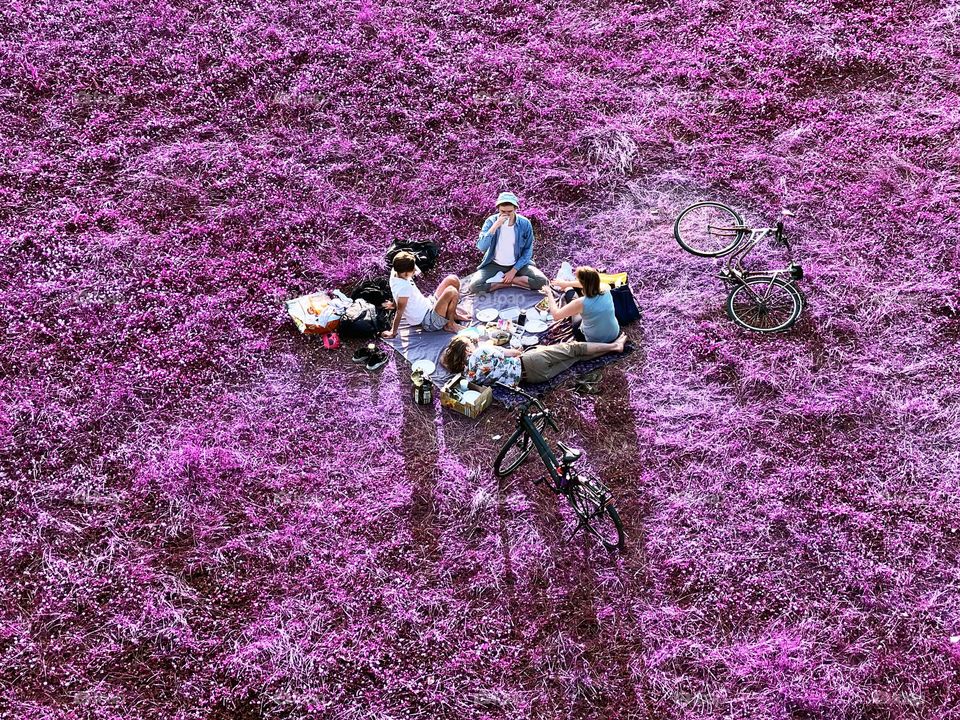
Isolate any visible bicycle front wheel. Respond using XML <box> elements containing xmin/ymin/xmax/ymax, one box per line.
<box><xmin>494</xmin><ymin>429</ymin><xmax>532</xmax><ymax>477</ymax></box>
<box><xmin>493</xmin><ymin>413</ymin><xmax>548</xmax><ymax>478</ymax></box>
<box><xmin>567</xmin><ymin>477</ymin><xmax>625</xmax><ymax>552</ymax></box>
<box><xmin>674</xmin><ymin>202</ymin><xmax>746</xmax><ymax>257</ymax></box>
<box><xmin>725</xmin><ymin>277</ymin><xmax>803</xmax><ymax>333</ymax></box>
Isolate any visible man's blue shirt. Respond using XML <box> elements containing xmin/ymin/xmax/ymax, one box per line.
<box><xmin>476</xmin><ymin>214</ymin><xmax>535</xmax><ymax>270</ymax></box>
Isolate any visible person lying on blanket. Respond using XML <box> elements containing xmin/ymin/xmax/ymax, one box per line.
<box><xmin>440</xmin><ymin>334</ymin><xmax>626</xmax><ymax>386</ymax></box>
<box><xmin>465</xmin><ymin>191</ymin><xmax>549</xmax><ymax>294</ymax></box>
<box><xmin>543</xmin><ymin>266</ymin><xmax>620</xmax><ymax>343</ymax></box>
<box><xmin>382</xmin><ymin>252</ymin><xmax>469</xmax><ymax>339</ymax></box>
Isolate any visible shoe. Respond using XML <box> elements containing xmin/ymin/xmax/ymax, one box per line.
<box><xmin>485</xmin><ymin>271</ymin><xmax>506</xmax><ymax>285</ymax></box>
<box><xmin>352</xmin><ymin>345</ymin><xmax>374</xmax><ymax>363</ymax></box>
<box><xmin>574</xmin><ymin>370</ymin><xmax>603</xmax><ymax>395</ymax></box>
<box><xmin>365</xmin><ymin>350</ymin><xmax>389</xmax><ymax>371</ymax></box>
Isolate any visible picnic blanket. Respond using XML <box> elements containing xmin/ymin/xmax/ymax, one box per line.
<box><xmin>379</xmin><ymin>286</ymin><xmax>634</xmax><ymax>406</ymax></box>
<box><xmin>380</xmin><ymin>286</ymin><xmax>542</xmax><ymax>384</ymax></box>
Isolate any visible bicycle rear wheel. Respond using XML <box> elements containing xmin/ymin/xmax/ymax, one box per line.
<box><xmin>567</xmin><ymin>476</ymin><xmax>625</xmax><ymax>552</ymax></box>
<box><xmin>725</xmin><ymin>277</ymin><xmax>802</xmax><ymax>333</ymax></box>
<box><xmin>493</xmin><ymin>413</ymin><xmax>547</xmax><ymax>478</ymax></box>
<box><xmin>674</xmin><ymin>202</ymin><xmax>746</xmax><ymax>257</ymax></box>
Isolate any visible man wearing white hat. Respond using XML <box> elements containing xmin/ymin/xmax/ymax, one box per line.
<box><xmin>466</xmin><ymin>191</ymin><xmax>549</xmax><ymax>294</ymax></box>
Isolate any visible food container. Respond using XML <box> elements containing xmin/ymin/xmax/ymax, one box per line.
<box><xmin>411</xmin><ymin>369</ymin><xmax>433</xmax><ymax>405</ymax></box>
<box><xmin>440</xmin><ymin>374</ymin><xmax>493</xmax><ymax>418</ymax></box>
<box><xmin>485</xmin><ymin>323</ymin><xmax>511</xmax><ymax>346</ymax></box>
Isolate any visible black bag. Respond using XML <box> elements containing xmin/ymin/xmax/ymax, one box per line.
<box><xmin>611</xmin><ymin>285</ymin><xmax>641</xmax><ymax>325</ymax></box>
<box><xmin>385</xmin><ymin>239</ymin><xmax>440</xmax><ymax>272</ymax></box>
<box><xmin>349</xmin><ymin>277</ymin><xmax>392</xmax><ymax>308</ymax></box>
<box><xmin>338</xmin><ymin>300</ymin><xmax>383</xmax><ymax>339</ymax></box>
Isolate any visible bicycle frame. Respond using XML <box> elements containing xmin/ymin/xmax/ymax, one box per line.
<box><xmin>497</xmin><ymin>384</ymin><xmax>570</xmax><ymax>490</ymax></box>
<box><xmin>710</xmin><ymin>218</ymin><xmax>800</xmax><ymax>289</ymax></box>
<box><xmin>706</xmin><ymin>224</ymin><xmax>774</xmax><ymax>274</ymax></box>
<box><xmin>521</xmin><ymin>413</ymin><xmax>567</xmax><ymax>488</ymax></box>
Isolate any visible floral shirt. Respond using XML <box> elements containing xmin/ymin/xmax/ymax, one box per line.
<box><xmin>467</xmin><ymin>344</ymin><xmax>522</xmax><ymax>387</ymax></box>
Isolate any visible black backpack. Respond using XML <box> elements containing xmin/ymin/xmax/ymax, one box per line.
<box><xmin>385</xmin><ymin>239</ymin><xmax>440</xmax><ymax>272</ymax></box>
<box><xmin>349</xmin><ymin>277</ymin><xmax>392</xmax><ymax>308</ymax></box>
<box><xmin>338</xmin><ymin>300</ymin><xmax>385</xmax><ymax>339</ymax></box>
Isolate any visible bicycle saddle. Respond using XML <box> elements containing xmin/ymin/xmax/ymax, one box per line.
<box><xmin>556</xmin><ymin>441</ymin><xmax>582</xmax><ymax>464</ymax></box>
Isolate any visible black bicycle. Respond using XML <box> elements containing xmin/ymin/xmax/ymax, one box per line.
<box><xmin>493</xmin><ymin>383</ymin><xmax>626</xmax><ymax>552</ymax></box>
<box><xmin>674</xmin><ymin>201</ymin><xmax>805</xmax><ymax>333</ymax></box>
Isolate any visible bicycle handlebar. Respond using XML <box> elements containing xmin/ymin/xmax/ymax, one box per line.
<box><xmin>494</xmin><ymin>381</ymin><xmax>540</xmax><ymax>405</ymax></box>
<box><xmin>494</xmin><ymin>382</ymin><xmax>561</xmax><ymax>433</ymax></box>
<box><xmin>494</xmin><ymin>381</ymin><xmax>550</xmax><ymax>414</ymax></box>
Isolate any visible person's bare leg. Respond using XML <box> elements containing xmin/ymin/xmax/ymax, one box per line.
<box><xmin>434</xmin><ymin>287</ymin><xmax>465</xmax><ymax>332</ymax></box>
<box><xmin>434</xmin><ymin>274</ymin><xmax>460</xmax><ymax>297</ymax></box>
<box><xmin>582</xmin><ymin>334</ymin><xmax>627</xmax><ymax>358</ymax></box>
<box><xmin>433</xmin><ymin>286</ymin><xmax>457</xmax><ymax>316</ymax></box>
<box><xmin>434</xmin><ymin>275</ymin><xmax>470</xmax><ymax>320</ymax></box>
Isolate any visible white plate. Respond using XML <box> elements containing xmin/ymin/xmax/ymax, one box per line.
<box><xmin>500</xmin><ymin>307</ymin><xmax>521</xmax><ymax>321</ymax></box>
<box><xmin>524</xmin><ymin>319</ymin><xmax>549</xmax><ymax>333</ymax></box>
<box><xmin>460</xmin><ymin>390</ymin><xmax>482</xmax><ymax>404</ymax></box>
<box><xmin>522</xmin><ymin>335</ymin><xmax>539</xmax><ymax>346</ymax></box>
<box><xmin>475</xmin><ymin>308</ymin><xmax>499</xmax><ymax>322</ymax></box>
<box><xmin>458</xmin><ymin>326</ymin><xmax>482</xmax><ymax>339</ymax></box>
<box><xmin>411</xmin><ymin>359</ymin><xmax>436</xmax><ymax>376</ymax></box>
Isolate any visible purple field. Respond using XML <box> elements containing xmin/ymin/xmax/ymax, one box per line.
<box><xmin>2</xmin><ymin>0</ymin><xmax>960</xmax><ymax>717</ymax></box>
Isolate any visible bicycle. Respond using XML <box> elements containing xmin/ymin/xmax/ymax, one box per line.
<box><xmin>492</xmin><ymin>383</ymin><xmax>626</xmax><ymax>552</ymax></box>
<box><xmin>673</xmin><ymin>201</ymin><xmax>805</xmax><ymax>333</ymax></box>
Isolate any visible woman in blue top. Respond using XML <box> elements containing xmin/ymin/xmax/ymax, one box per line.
<box><xmin>545</xmin><ymin>266</ymin><xmax>620</xmax><ymax>343</ymax></box>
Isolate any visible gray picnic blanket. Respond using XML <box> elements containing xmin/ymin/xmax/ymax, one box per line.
<box><xmin>380</xmin><ymin>287</ymin><xmax>544</xmax><ymax>386</ymax></box>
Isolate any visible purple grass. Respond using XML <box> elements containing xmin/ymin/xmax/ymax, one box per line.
<box><xmin>2</xmin><ymin>0</ymin><xmax>959</xmax><ymax>718</ymax></box>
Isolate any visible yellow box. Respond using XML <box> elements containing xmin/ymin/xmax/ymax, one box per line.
<box><xmin>440</xmin><ymin>374</ymin><xmax>493</xmax><ymax>419</ymax></box>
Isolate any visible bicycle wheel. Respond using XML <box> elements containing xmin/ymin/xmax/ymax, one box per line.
<box><xmin>493</xmin><ymin>413</ymin><xmax>547</xmax><ymax>478</ymax></box>
<box><xmin>674</xmin><ymin>202</ymin><xmax>746</xmax><ymax>257</ymax></box>
<box><xmin>567</xmin><ymin>476</ymin><xmax>625</xmax><ymax>552</ymax></box>
<box><xmin>725</xmin><ymin>277</ymin><xmax>802</xmax><ymax>333</ymax></box>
